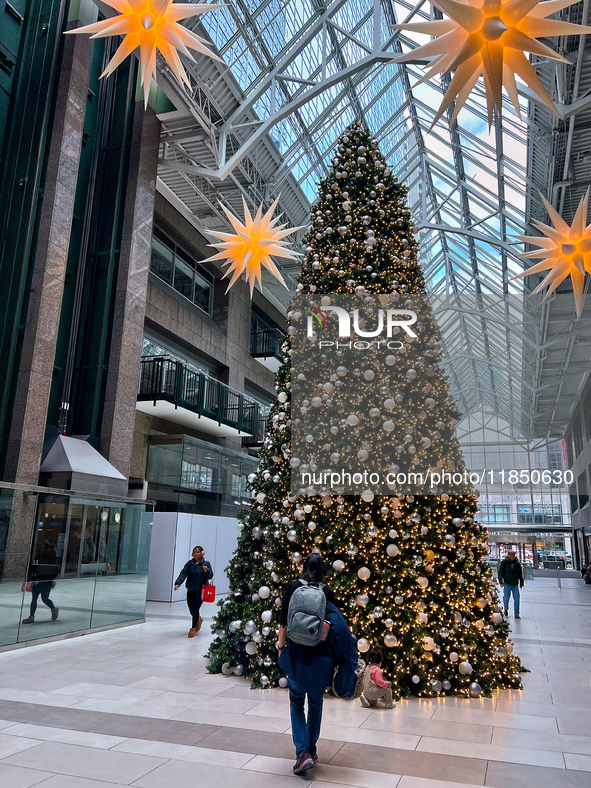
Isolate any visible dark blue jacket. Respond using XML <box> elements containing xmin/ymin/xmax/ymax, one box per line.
<box><xmin>175</xmin><ymin>559</ymin><xmax>213</xmax><ymax>592</ymax></box>
<box><xmin>278</xmin><ymin>602</ymin><xmax>359</xmax><ymax>697</ymax></box>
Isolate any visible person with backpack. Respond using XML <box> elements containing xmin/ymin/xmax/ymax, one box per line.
<box><xmin>278</xmin><ymin>553</ymin><xmax>354</xmax><ymax>776</ymax></box>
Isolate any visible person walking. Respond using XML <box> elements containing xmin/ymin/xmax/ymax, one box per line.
<box><xmin>360</xmin><ymin>648</ymin><xmax>395</xmax><ymax>709</ymax></box>
<box><xmin>174</xmin><ymin>546</ymin><xmax>213</xmax><ymax>638</ymax></box>
<box><xmin>498</xmin><ymin>549</ymin><xmax>524</xmax><ymax>619</ymax></box>
<box><xmin>278</xmin><ymin>553</ymin><xmax>356</xmax><ymax>776</ymax></box>
<box><xmin>22</xmin><ymin>541</ymin><xmax>59</xmax><ymax>624</ymax></box>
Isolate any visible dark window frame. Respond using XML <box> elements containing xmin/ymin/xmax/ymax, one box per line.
<box><xmin>151</xmin><ymin>228</ymin><xmax>214</xmax><ymax>315</ymax></box>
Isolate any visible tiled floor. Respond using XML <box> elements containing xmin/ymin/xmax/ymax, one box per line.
<box><xmin>0</xmin><ymin>576</ymin><xmax>590</xmax><ymax>787</ymax></box>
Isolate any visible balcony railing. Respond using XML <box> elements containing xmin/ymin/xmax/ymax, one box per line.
<box><xmin>138</xmin><ymin>357</ymin><xmax>260</xmax><ymax>435</ymax></box>
<box><xmin>250</xmin><ymin>327</ymin><xmax>284</xmax><ymax>361</ymax></box>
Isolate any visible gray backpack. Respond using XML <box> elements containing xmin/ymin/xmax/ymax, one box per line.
<box><xmin>286</xmin><ymin>580</ymin><xmax>327</xmax><ymax>647</ymax></box>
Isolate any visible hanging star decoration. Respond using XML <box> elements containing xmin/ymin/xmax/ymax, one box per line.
<box><xmin>391</xmin><ymin>0</ymin><xmax>591</xmax><ymax>127</ymax></box>
<box><xmin>513</xmin><ymin>189</ymin><xmax>591</xmax><ymax>316</ymax></box>
<box><xmin>66</xmin><ymin>0</ymin><xmax>225</xmax><ymax>106</ymax></box>
<box><xmin>203</xmin><ymin>197</ymin><xmax>303</xmax><ymax>295</ymax></box>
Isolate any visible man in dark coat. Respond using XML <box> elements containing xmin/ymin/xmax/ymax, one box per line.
<box><xmin>174</xmin><ymin>546</ymin><xmax>213</xmax><ymax>637</ymax></box>
<box><xmin>498</xmin><ymin>549</ymin><xmax>524</xmax><ymax>619</ymax></box>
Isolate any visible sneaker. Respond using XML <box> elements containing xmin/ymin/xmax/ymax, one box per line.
<box><xmin>515</xmin><ymin>615</ymin><xmax>521</xmax><ymax>620</ymax></box>
<box><xmin>188</xmin><ymin>628</ymin><xmax>197</xmax><ymax>638</ymax></box>
<box><xmin>311</xmin><ymin>753</ymin><xmax>318</xmax><ymax>766</ymax></box>
<box><xmin>21</xmin><ymin>616</ymin><xmax>34</xmax><ymax>624</ymax></box>
<box><xmin>384</xmin><ymin>701</ymin><xmax>395</xmax><ymax>709</ymax></box>
<box><xmin>196</xmin><ymin>617</ymin><xmax>203</xmax><ymax>632</ymax></box>
<box><xmin>51</xmin><ymin>607</ymin><xmax>59</xmax><ymax>621</ymax></box>
<box><xmin>293</xmin><ymin>753</ymin><xmax>313</xmax><ymax>774</ymax></box>
<box><xmin>360</xmin><ymin>694</ymin><xmax>372</xmax><ymax>708</ymax></box>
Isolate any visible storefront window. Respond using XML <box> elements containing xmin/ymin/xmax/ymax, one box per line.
<box><xmin>517</xmin><ymin>504</ymin><xmax>563</xmax><ymax>524</ymax></box>
<box><xmin>0</xmin><ymin>487</ymin><xmax>153</xmax><ymax>648</ymax></box>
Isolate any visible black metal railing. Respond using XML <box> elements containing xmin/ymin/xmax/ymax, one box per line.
<box><xmin>250</xmin><ymin>327</ymin><xmax>284</xmax><ymax>361</ymax></box>
<box><xmin>138</xmin><ymin>357</ymin><xmax>260</xmax><ymax>435</ymax></box>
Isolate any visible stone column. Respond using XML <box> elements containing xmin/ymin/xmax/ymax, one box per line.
<box><xmin>100</xmin><ymin>104</ymin><xmax>160</xmax><ymax>478</ymax></box>
<box><xmin>3</xmin><ymin>25</ymin><xmax>93</xmax><ymax>485</ymax></box>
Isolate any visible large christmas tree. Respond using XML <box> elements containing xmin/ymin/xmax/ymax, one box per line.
<box><xmin>207</xmin><ymin>121</ymin><xmax>522</xmax><ymax>698</ymax></box>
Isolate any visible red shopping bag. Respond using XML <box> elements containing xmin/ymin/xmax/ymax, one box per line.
<box><xmin>21</xmin><ymin>581</ymin><xmax>33</xmax><ymax>593</ymax></box>
<box><xmin>201</xmin><ymin>584</ymin><xmax>215</xmax><ymax>602</ymax></box>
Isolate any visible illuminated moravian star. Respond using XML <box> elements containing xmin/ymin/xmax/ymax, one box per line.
<box><xmin>392</xmin><ymin>0</ymin><xmax>591</xmax><ymax>127</ymax></box>
<box><xmin>67</xmin><ymin>0</ymin><xmax>225</xmax><ymax>106</ymax></box>
<box><xmin>203</xmin><ymin>197</ymin><xmax>303</xmax><ymax>295</ymax></box>
<box><xmin>514</xmin><ymin>189</ymin><xmax>591</xmax><ymax>317</ymax></box>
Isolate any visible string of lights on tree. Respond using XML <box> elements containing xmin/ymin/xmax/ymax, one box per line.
<box><xmin>207</xmin><ymin>121</ymin><xmax>523</xmax><ymax>698</ymax></box>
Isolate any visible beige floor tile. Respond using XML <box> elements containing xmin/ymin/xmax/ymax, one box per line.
<box><xmin>564</xmin><ymin>753</ymin><xmax>591</xmax><ymax>772</ymax></box>
<box><xmin>432</xmin><ymin>705</ymin><xmax>558</xmax><ymax>732</ymax></box>
<box><xmin>316</xmin><ymin>722</ymin><xmax>419</xmax><ymax>750</ymax></box>
<box><xmin>361</xmin><ymin>712</ymin><xmax>493</xmax><ymax>744</ymax></box>
<box><xmin>399</xmin><ymin>778</ymin><xmax>484</xmax><ymax>788</ymax></box>
<box><xmin>139</xmin><ymin>690</ymin><xmax>261</xmax><ymax>713</ymax></box>
<box><xmin>52</xmin><ymin>682</ymin><xmax>164</xmax><ymax>703</ymax></box>
<box><xmin>485</xmin><ymin>760</ymin><xmax>591</xmax><ymax>788</ymax></box>
<box><xmin>0</xmin><ymin>762</ymin><xmax>56</xmax><ymax>788</ymax></box>
<box><xmin>68</xmin><ymin>696</ymin><xmax>183</xmax><ymax>719</ymax></box>
<box><xmin>112</xmin><ymin>736</ymin><xmax>253</xmax><ymax>767</ymax></box>
<box><xmin>416</xmin><ymin>735</ymin><xmax>565</xmax><ymax>769</ymax></box>
<box><xmin>242</xmin><ymin>754</ymin><xmax>401</xmax><ymax>787</ymax></box>
<box><xmin>3</xmin><ymin>740</ymin><xmax>166</xmax><ymax>784</ymax></box>
<box><xmin>1</xmin><ymin>722</ymin><xmax>125</xmax><ymax>749</ymax></box>
<box><xmin>133</xmin><ymin>758</ymin><xmax>309</xmax><ymax>788</ymax></box>
<box><xmin>492</xmin><ymin>725</ymin><xmax>591</xmax><ymax>755</ymax></box>
<box><xmin>0</xmin><ymin>688</ymin><xmax>85</xmax><ymax>708</ymax></box>
<box><xmin>216</xmin><ymin>684</ymin><xmax>284</xmax><ymax>701</ymax></box>
<box><xmin>129</xmin><ymin>675</ymin><xmax>233</xmax><ymax>696</ymax></box>
<box><xmin>0</xmin><ymin>733</ymin><xmax>43</xmax><ymax>760</ymax></box>
<box><xmin>171</xmin><ymin>706</ymin><xmax>291</xmax><ymax>732</ymax></box>
<box><xmin>493</xmin><ymin>699</ymin><xmax>560</xmax><ymax>718</ymax></box>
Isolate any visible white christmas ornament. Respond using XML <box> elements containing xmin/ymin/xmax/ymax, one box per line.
<box><xmin>261</xmin><ymin>610</ymin><xmax>273</xmax><ymax>623</ymax></box>
<box><xmin>387</xmin><ymin>544</ymin><xmax>399</xmax><ymax>557</ymax></box>
<box><xmin>357</xmin><ymin>638</ymin><xmax>370</xmax><ymax>652</ymax></box>
<box><xmin>333</xmin><ymin>560</ymin><xmax>345</xmax><ymax>571</ymax></box>
<box><xmin>258</xmin><ymin>586</ymin><xmax>270</xmax><ymax>599</ymax></box>
<box><xmin>358</xmin><ymin>567</ymin><xmax>371</xmax><ymax>580</ymax></box>
<box><xmin>459</xmin><ymin>661</ymin><xmax>473</xmax><ymax>675</ymax></box>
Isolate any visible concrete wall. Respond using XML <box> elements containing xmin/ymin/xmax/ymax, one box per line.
<box><xmin>147</xmin><ymin>512</ymin><xmax>239</xmax><ymax>602</ymax></box>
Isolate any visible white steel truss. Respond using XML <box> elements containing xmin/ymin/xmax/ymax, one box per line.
<box><xmin>153</xmin><ymin>0</ymin><xmax>591</xmax><ymax>441</ymax></box>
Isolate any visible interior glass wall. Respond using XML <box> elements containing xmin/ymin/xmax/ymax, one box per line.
<box><xmin>0</xmin><ymin>487</ymin><xmax>153</xmax><ymax>648</ymax></box>
<box><xmin>146</xmin><ymin>435</ymin><xmax>258</xmax><ymax>516</ymax></box>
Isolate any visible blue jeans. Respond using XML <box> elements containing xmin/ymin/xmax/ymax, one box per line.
<box><xmin>30</xmin><ymin>581</ymin><xmax>55</xmax><ymax>616</ymax></box>
<box><xmin>288</xmin><ymin>679</ymin><xmax>324</xmax><ymax>758</ymax></box>
<box><xmin>503</xmin><ymin>584</ymin><xmax>520</xmax><ymax>616</ymax></box>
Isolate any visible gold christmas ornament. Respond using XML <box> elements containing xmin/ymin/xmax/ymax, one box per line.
<box><xmin>67</xmin><ymin>0</ymin><xmax>225</xmax><ymax>107</ymax></box>
<box><xmin>392</xmin><ymin>0</ymin><xmax>591</xmax><ymax>127</ymax></box>
<box><xmin>204</xmin><ymin>197</ymin><xmax>303</xmax><ymax>295</ymax></box>
<box><xmin>513</xmin><ymin>189</ymin><xmax>591</xmax><ymax>317</ymax></box>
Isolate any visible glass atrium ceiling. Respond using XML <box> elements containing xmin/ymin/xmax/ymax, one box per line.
<box><xmin>155</xmin><ymin>0</ymin><xmax>591</xmax><ymax>440</ymax></box>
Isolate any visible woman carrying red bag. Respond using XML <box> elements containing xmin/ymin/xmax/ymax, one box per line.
<box><xmin>174</xmin><ymin>546</ymin><xmax>214</xmax><ymax>638</ymax></box>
